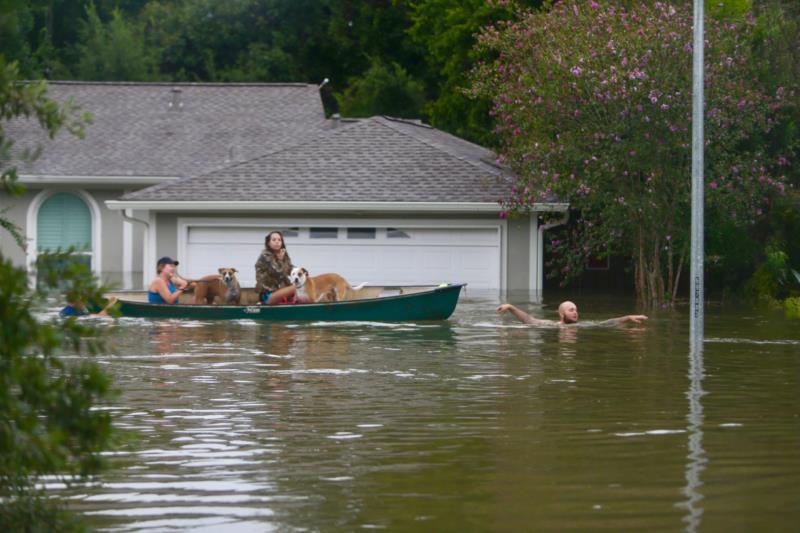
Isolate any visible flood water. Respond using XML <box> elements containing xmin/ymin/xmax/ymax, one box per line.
<box><xmin>51</xmin><ymin>291</ymin><xmax>800</xmax><ymax>532</ymax></box>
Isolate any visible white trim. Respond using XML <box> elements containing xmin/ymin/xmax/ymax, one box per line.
<box><xmin>25</xmin><ymin>190</ymin><xmax>103</xmax><ymax>281</ymax></box>
<box><xmin>500</xmin><ymin>219</ymin><xmax>508</xmax><ymax>292</ymax></box>
<box><xmin>122</xmin><ymin>208</ymin><xmax>133</xmax><ymax>288</ymax></box>
<box><xmin>529</xmin><ymin>215</ymin><xmax>541</xmax><ymax>301</ymax></box>
<box><xmin>145</xmin><ymin>210</ymin><xmax>156</xmax><ymax>284</ymax></box>
<box><xmin>20</xmin><ymin>175</ymin><xmax>180</xmax><ymax>186</ymax></box>
<box><xmin>106</xmin><ymin>200</ymin><xmax>569</xmax><ymax>213</ymax></box>
<box><xmin>177</xmin><ymin>217</ymin><xmax>507</xmax><ymax>290</ymax></box>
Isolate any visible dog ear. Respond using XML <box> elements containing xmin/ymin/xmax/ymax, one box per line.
<box><xmin>218</xmin><ymin>267</ymin><xmax>224</xmax><ymax>274</ymax></box>
<box><xmin>232</xmin><ymin>268</ymin><xmax>238</xmax><ymax>273</ymax></box>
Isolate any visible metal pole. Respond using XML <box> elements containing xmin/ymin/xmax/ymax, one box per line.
<box><xmin>690</xmin><ymin>0</ymin><xmax>705</xmax><ymax>350</ymax></box>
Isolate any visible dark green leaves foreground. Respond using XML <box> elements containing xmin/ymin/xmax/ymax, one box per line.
<box><xmin>0</xmin><ymin>252</ymin><xmax>116</xmax><ymax>529</ymax></box>
<box><xmin>2</xmin><ymin>44</ymin><xmax>114</xmax><ymax>529</ymax></box>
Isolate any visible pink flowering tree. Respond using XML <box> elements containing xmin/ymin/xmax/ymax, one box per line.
<box><xmin>471</xmin><ymin>1</ymin><xmax>792</xmax><ymax>305</ymax></box>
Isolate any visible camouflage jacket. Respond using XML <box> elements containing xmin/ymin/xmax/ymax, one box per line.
<box><xmin>254</xmin><ymin>249</ymin><xmax>293</xmax><ymax>293</ymax></box>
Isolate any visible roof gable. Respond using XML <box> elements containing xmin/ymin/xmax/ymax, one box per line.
<box><xmin>6</xmin><ymin>81</ymin><xmax>328</xmax><ymax>178</ymax></box>
<box><xmin>121</xmin><ymin>116</ymin><xmax>513</xmax><ymax>204</ymax></box>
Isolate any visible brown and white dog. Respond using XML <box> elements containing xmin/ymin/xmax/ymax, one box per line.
<box><xmin>192</xmin><ymin>267</ymin><xmax>241</xmax><ymax>305</ymax></box>
<box><xmin>289</xmin><ymin>267</ymin><xmax>366</xmax><ymax>302</ymax></box>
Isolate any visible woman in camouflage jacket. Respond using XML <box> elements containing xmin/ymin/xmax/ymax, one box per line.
<box><xmin>255</xmin><ymin>231</ymin><xmax>301</xmax><ymax>305</ymax></box>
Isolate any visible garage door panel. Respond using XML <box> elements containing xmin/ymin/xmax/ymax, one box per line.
<box><xmin>422</xmin><ymin>250</ymin><xmax>455</xmax><ymax>270</ymax></box>
<box><xmin>189</xmin><ymin>227</ymin><xmax>263</xmax><ymax>244</ymax></box>
<box><xmin>290</xmin><ymin>244</ymin><xmax>364</xmax><ymax>273</ymax></box>
<box><xmin>407</xmin><ymin>228</ymin><xmax>497</xmax><ymax>245</ymax></box>
<box><xmin>185</xmin><ymin>225</ymin><xmax>501</xmax><ymax>289</ymax></box>
<box><xmin>459</xmin><ymin>249</ymin><xmax>492</xmax><ymax>269</ymax></box>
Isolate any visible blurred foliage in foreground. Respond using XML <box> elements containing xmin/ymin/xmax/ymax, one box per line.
<box><xmin>1</xmin><ymin>57</ymin><xmax>115</xmax><ymax>530</ymax></box>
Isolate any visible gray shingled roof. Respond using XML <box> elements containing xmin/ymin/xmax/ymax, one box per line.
<box><xmin>6</xmin><ymin>81</ymin><xmax>327</xmax><ymax>177</ymax></box>
<box><xmin>120</xmin><ymin>116</ymin><xmax>513</xmax><ymax>203</ymax></box>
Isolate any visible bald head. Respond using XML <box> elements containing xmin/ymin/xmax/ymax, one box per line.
<box><xmin>558</xmin><ymin>301</ymin><xmax>579</xmax><ymax>324</ymax></box>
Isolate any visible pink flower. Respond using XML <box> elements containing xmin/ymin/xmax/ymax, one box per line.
<box><xmin>709</xmin><ymin>181</ymin><xmax>718</xmax><ymax>190</ymax></box>
<box><xmin>571</xmin><ymin>66</ymin><xmax>583</xmax><ymax>76</ymax></box>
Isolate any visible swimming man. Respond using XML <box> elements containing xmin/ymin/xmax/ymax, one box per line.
<box><xmin>496</xmin><ymin>301</ymin><xmax>647</xmax><ymax>326</ymax></box>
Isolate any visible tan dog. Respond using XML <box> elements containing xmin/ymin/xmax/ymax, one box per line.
<box><xmin>289</xmin><ymin>267</ymin><xmax>366</xmax><ymax>302</ymax></box>
<box><xmin>192</xmin><ymin>268</ymin><xmax>241</xmax><ymax>305</ymax></box>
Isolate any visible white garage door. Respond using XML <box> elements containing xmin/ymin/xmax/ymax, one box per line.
<box><xmin>182</xmin><ymin>225</ymin><xmax>502</xmax><ymax>290</ymax></box>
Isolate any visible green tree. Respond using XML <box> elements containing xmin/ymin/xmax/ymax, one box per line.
<box><xmin>751</xmin><ymin>0</ymin><xmax>800</xmax><ymax>283</ymax></box>
<box><xmin>1</xmin><ymin>59</ymin><xmax>114</xmax><ymax>528</ymax></box>
<box><xmin>472</xmin><ymin>1</ymin><xmax>791</xmax><ymax>306</ymax></box>
<box><xmin>73</xmin><ymin>1</ymin><xmax>155</xmax><ymax>81</ymax></box>
<box><xmin>139</xmin><ymin>0</ymin><xmax>332</xmax><ymax>82</ymax></box>
<box><xmin>336</xmin><ymin>59</ymin><xmax>425</xmax><ymax>118</ymax></box>
<box><xmin>0</xmin><ymin>0</ymin><xmax>36</xmax><ymax>74</ymax></box>
<box><xmin>325</xmin><ymin>1</ymin><xmax>421</xmax><ymax>89</ymax></box>
<box><xmin>408</xmin><ymin>0</ymin><xmax>542</xmax><ymax>144</ymax></box>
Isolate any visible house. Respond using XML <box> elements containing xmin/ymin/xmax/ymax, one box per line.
<box><xmin>1</xmin><ymin>81</ymin><xmax>329</xmax><ymax>287</ymax></box>
<box><xmin>2</xmin><ymin>81</ymin><xmax>566</xmax><ymax>295</ymax></box>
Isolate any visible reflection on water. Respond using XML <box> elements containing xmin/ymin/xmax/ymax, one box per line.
<box><xmin>48</xmin><ymin>293</ymin><xmax>800</xmax><ymax>531</ymax></box>
<box><xmin>678</xmin><ymin>344</ymin><xmax>707</xmax><ymax>532</ymax></box>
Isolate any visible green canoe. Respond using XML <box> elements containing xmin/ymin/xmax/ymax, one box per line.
<box><xmin>112</xmin><ymin>283</ymin><xmax>465</xmax><ymax>321</ymax></box>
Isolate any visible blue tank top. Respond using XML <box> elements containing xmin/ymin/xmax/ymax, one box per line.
<box><xmin>148</xmin><ymin>281</ymin><xmax>177</xmax><ymax>304</ymax></box>
<box><xmin>60</xmin><ymin>304</ymin><xmax>89</xmax><ymax>317</ymax></box>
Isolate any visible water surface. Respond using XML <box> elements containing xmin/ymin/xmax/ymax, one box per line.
<box><xmin>52</xmin><ymin>292</ymin><xmax>800</xmax><ymax>531</ymax></box>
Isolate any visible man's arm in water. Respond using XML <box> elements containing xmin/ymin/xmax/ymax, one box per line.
<box><xmin>496</xmin><ymin>303</ymin><xmax>557</xmax><ymax>326</ymax></box>
<box><xmin>597</xmin><ymin>314</ymin><xmax>649</xmax><ymax>326</ymax></box>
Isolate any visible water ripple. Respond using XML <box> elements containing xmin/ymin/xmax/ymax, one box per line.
<box><xmin>44</xmin><ymin>297</ymin><xmax>800</xmax><ymax>531</ymax></box>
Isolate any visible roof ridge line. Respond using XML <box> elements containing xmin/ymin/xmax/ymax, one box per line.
<box><xmin>120</xmin><ymin>123</ymin><xmax>341</xmax><ymax>197</ymax></box>
<box><xmin>35</xmin><ymin>80</ymin><xmax>316</xmax><ymax>88</ymax></box>
<box><xmin>372</xmin><ymin>117</ymin><xmax>503</xmax><ymax>175</ymax></box>
<box><xmin>187</xmin><ymin>119</ymin><xmax>363</xmax><ymax>179</ymax></box>
<box><xmin>380</xmin><ymin>115</ymin><xmax>433</xmax><ymax>129</ymax></box>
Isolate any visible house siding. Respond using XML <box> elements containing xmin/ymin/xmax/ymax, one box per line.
<box><xmin>506</xmin><ymin>216</ymin><xmax>533</xmax><ymax>294</ymax></box>
<box><xmin>0</xmin><ymin>190</ymin><xmax>31</xmax><ymax>267</ymax></box>
<box><xmin>0</xmin><ymin>187</ymin><xmax>140</xmax><ymax>286</ymax></box>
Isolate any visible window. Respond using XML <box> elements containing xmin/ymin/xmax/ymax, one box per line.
<box><xmin>278</xmin><ymin>227</ymin><xmax>299</xmax><ymax>238</ymax></box>
<box><xmin>387</xmin><ymin>228</ymin><xmax>410</xmax><ymax>239</ymax></box>
<box><xmin>347</xmin><ymin>227</ymin><xmax>376</xmax><ymax>239</ymax></box>
<box><xmin>37</xmin><ymin>192</ymin><xmax>92</xmax><ymax>253</ymax></box>
<box><xmin>310</xmin><ymin>227</ymin><xmax>338</xmax><ymax>239</ymax></box>
<box><xmin>36</xmin><ymin>192</ymin><xmax>93</xmax><ymax>288</ymax></box>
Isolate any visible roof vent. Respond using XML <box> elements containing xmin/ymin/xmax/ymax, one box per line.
<box><xmin>168</xmin><ymin>88</ymin><xmax>184</xmax><ymax>111</ymax></box>
<box><xmin>330</xmin><ymin>113</ymin><xmax>340</xmax><ymax>128</ymax></box>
